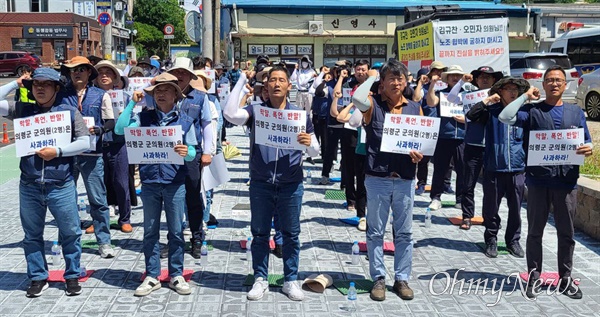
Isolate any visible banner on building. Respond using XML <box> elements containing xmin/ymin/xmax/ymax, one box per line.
<box><xmin>14</xmin><ymin>111</ymin><xmax>72</xmax><ymax>157</ymax></box>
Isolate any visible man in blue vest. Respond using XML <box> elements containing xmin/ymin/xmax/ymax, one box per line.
<box><xmin>167</xmin><ymin>57</ymin><xmax>214</xmax><ymax>259</ymax></box>
<box><xmin>353</xmin><ymin>59</ymin><xmax>424</xmax><ymax>301</ymax></box>
<box><xmin>499</xmin><ymin>65</ymin><xmax>593</xmax><ymax>300</ymax></box>
<box><xmin>223</xmin><ymin>66</ymin><xmax>320</xmax><ymax>301</ymax></box>
<box><xmin>0</xmin><ymin>68</ymin><xmax>90</xmax><ymax>297</ymax></box>
<box><xmin>466</xmin><ymin>77</ymin><xmax>528</xmax><ymax>258</ymax></box>
<box><xmin>61</xmin><ymin>56</ymin><xmax>115</xmax><ymax>258</ymax></box>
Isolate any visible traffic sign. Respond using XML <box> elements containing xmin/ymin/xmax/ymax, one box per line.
<box><xmin>98</xmin><ymin>12</ymin><xmax>111</xmax><ymax>26</ymax></box>
<box><xmin>163</xmin><ymin>24</ymin><xmax>175</xmax><ymax>35</ymax></box>
<box><xmin>164</xmin><ymin>35</ymin><xmax>175</xmax><ymax>39</ymax></box>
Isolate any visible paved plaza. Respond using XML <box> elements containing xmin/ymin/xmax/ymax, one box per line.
<box><xmin>0</xmin><ymin>126</ymin><xmax>599</xmax><ymax>317</ymax></box>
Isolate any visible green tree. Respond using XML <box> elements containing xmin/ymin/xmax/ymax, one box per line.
<box><xmin>132</xmin><ymin>0</ymin><xmax>187</xmax><ymax>58</ymax></box>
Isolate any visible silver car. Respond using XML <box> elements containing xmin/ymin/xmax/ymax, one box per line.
<box><xmin>576</xmin><ymin>68</ymin><xmax>600</xmax><ymax>121</ymax></box>
<box><xmin>509</xmin><ymin>52</ymin><xmax>579</xmax><ymax>103</ymax></box>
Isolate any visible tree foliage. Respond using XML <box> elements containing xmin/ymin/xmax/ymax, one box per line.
<box><xmin>132</xmin><ymin>0</ymin><xmax>187</xmax><ymax>58</ymax></box>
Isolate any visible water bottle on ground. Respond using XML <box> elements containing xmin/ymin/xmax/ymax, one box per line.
<box><xmin>344</xmin><ymin>282</ymin><xmax>358</xmax><ymax>312</ymax></box>
<box><xmin>51</xmin><ymin>241</ymin><xmax>61</xmax><ymax>266</ymax></box>
<box><xmin>80</xmin><ymin>265</ymin><xmax>87</xmax><ymax>278</ymax></box>
<box><xmin>424</xmin><ymin>207</ymin><xmax>432</xmax><ymax>228</ymax></box>
<box><xmin>351</xmin><ymin>241</ymin><xmax>360</xmax><ymax>265</ymax></box>
<box><xmin>78</xmin><ymin>199</ymin><xmax>87</xmax><ymax>219</ymax></box>
<box><xmin>200</xmin><ymin>241</ymin><xmax>208</xmax><ymax>267</ymax></box>
<box><xmin>246</xmin><ymin>237</ymin><xmax>253</xmax><ymax>273</ymax></box>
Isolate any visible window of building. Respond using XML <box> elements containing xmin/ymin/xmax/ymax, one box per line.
<box><xmin>324</xmin><ymin>44</ymin><xmax>387</xmax><ymax>66</ymax></box>
<box><xmin>30</xmin><ymin>0</ymin><xmax>47</xmax><ymax>12</ymax></box>
<box><xmin>179</xmin><ymin>0</ymin><xmax>185</xmax><ymax>6</ymax></box>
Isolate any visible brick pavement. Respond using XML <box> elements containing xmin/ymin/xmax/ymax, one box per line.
<box><xmin>0</xmin><ymin>126</ymin><xmax>599</xmax><ymax>316</ymax></box>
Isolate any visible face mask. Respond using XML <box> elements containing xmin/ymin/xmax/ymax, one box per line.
<box><xmin>301</xmin><ymin>62</ymin><xmax>309</xmax><ymax>69</ymax></box>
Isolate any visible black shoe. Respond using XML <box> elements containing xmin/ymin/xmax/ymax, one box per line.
<box><xmin>191</xmin><ymin>239</ymin><xmax>203</xmax><ymax>259</ymax></box>
<box><xmin>507</xmin><ymin>242</ymin><xmax>525</xmax><ymax>258</ymax></box>
<box><xmin>557</xmin><ymin>277</ymin><xmax>583</xmax><ymax>299</ymax></box>
<box><xmin>160</xmin><ymin>244</ymin><xmax>168</xmax><ymax>259</ymax></box>
<box><xmin>484</xmin><ymin>241</ymin><xmax>498</xmax><ymax>258</ymax></box>
<box><xmin>207</xmin><ymin>214</ymin><xmax>219</xmax><ymax>226</ymax></box>
<box><xmin>65</xmin><ymin>278</ymin><xmax>82</xmax><ymax>296</ymax></box>
<box><xmin>272</xmin><ymin>244</ymin><xmax>283</xmax><ymax>259</ymax></box>
<box><xmin>525</xmin><ymin>278</ymin><xmax>541</xmax><ymax>299</ymax></box>
<box><xmin>26</xmin><ymin>279</ymin><xmax>48</xmax><ymax>297</ymax></box>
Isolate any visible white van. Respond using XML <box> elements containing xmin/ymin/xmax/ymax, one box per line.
<box><xmin>550</xmin><ymin>27</ymin><xmax>600</xmax><ymax>74</ymax></box>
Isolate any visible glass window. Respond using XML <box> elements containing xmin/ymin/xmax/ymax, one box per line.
<box><xmin>5</xmin><ymin>53</ymin><xmax>19</xmax><ymax>59</ymax></box>
<box><xmin>525</xmin><ymin>56</ymin><xmax>572</xmax><ymax>70</ymax></box>
<box><xmin>30</xmin><ymin>0</ymin><xmax>39</xmax><ymax>12</ymax></box>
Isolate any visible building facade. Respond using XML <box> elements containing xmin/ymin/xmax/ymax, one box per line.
<box><xmin>0</xmin><ymin>12</ymin><xmax>101</xmax><ymax>64</ymax></box>
<box><xmin>220</xmin><ymin>0</ymin><xmax>535</xmax><ymax>68</ymax></box>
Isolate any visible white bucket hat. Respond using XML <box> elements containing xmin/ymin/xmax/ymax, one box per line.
<box><xmin>441</xmin><ymin>65</ymin><xmax>464</xmax><ymax>82</ymax></box>
<box><xmin>167</xmin><ymin>57</ymin><xmax>198</xmax><ymax>80</ymax></box>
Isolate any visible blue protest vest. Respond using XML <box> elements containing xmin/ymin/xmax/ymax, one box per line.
<box><xmin>484</xmin><ymin>104</ymin><xmax>525</xmax><ymax>172</ymax></box>
<box><xmin>63</xmin><ymin>85</ymin><xmax>106</xmax><ymax>153</ymax></box>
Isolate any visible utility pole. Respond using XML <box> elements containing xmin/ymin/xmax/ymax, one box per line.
<box><xmin>202</xmin><ymin>0</ymin><xmax>213</xmax><ymax>59</ymax></box>
<box><xmin>214</xmin><ymin>0</ymin><xmax>221</xmax><ymax>64</ymax></box>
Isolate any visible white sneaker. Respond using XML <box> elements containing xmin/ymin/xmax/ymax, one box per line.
<box><xmin>318</xmin><ymin>176</ymin><xmax>331</xmax><ymax>185</ymax></box>
<box><xmin>183</xmin><ymin>228</ymin><xmax>192</xmax><ymax>236</ymax></box>
<box><xmin>282</xmin><ymin>280</ymin><xmax>304</xmax><ymax>301</ymax></box>
<box><xmin>108</xmin><ymin>205</ymin><xmax>116</xmax><ymax>217</ymax></box>
<box><xmin>429</xmin><ymin>199</ymin><xmax>442</xmax><ymax>211</ymax></box>
<box><xmin>99</xmin><ymin>244</ymin><xmax>115</xmax><ymax>258</ymax></box>
<box><xmin>357</xmin><ymin>217</ymin><xmax>367</xmax><ymax>231</ymax></box>
<box><xmin>247</xmin><ymin>277</ymin><xmax>269</xmax><ymax>300</ymax></box>
<box><xmin>169</xmin><ymin>276</ymin><xmax>192</xmax><ymax>295</ymax></box>
<box><xmin>202</xmin><ymin>222</ymin><xmax>208</xmax><ymax>232</ymax></box>
<box><xmin>134</xmin><ymin>276</ymin><xmax>161</xmax><ymax>297</ymax></box>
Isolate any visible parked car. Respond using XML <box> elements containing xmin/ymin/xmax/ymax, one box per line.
<box><xmin>576</xmin><ymin>68</ymin><xmax>600</xmax><ymax>121</ymax></box>
<box><xmin>0</xmin><ymin>51</ymin><xmax>42</xmax><ymax>77</ymax></box>
<box><xmin>509</xmin><ymin>52</ymin><xmax>579</xmax><ymax>103</ymax></box>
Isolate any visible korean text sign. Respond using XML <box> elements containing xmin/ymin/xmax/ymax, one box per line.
<box><xmin>253</xmin><ymin>106</ymin><xmax>307</xmax><ymax>150</ymax></box>
<box><xmin>82</xmin><ymin>116</ymin><xmax>97</xmax><ymax>152</ymax></box>
<box><xmin>108</xmin><ymin>90</ymin><xmax>126</xmax><ymax>119</ymax></box>
<box><xmin>527</xmin><ymin>129</ymin><xmax>584</xmax><ymax>166</ymax></box>
<box><xmin>397</xmin><ymin>22</ymin><xmax>434</xmax><ymax>72</ymax></box>
<box><xmin>380</xmin><ymin>114</ymin><xmax>441</xmax><ymax>156</ymax></box>
<box><xmin>14</xmin><ymin>111</ymin><xmax>72</xmax><ymax>157</ymax></box>
<box><xmin>439</xmin><ymin>93</ymin><xmax>464</xmax><ymax>117</ymax></box>
<box><xmin>124</xmin><ymin>126</ymin><xmax>184</xmax><ymax>165</ymax></box>
<box><xmin>432</xmin><ymin>18</ymin><xmax>510</xmax><ymax>76</ymax></box>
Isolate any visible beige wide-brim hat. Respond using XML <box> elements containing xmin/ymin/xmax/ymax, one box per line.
<box><xmin>143</xmin><ymin>72</ymin><xmax>184</xmax><ymax>100</ymax></box>
<box><xmin>168</xmin><ymin>57</ymin><xmax>198</xmax><ymax>80</ymax></box>
<box><xmin>441</xmin><ymin>65</ymin><xmax>465</xmax><ymax>82</ymax></box>
<box><xmin>195</xmin><ymin>70</ymin><xmax>213</xmax><ymax>89</ymax></box>
<box><xmin>303</xmin><ymin>274</ymin><xmax>333</xmax><ymax>293</ymax></box>
<box><xmin>427</xmin><ymin>60</ymin><xmax>447</xmax><ymax>76</ymax></box>
<box><xmin>61</xmin><ymin>56</ymin><xmax>98</xmax><ymax>80</ymax></box>
<box><xmin>94</xmin><ymin>60</ymin><xmax>121</xmax><ymax>86</ymax></box>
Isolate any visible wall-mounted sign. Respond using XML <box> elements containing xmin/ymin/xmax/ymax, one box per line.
<box><xmin>282</xmin><ymin>45</ymin><xmax>296</xmax><ymax>55</ymax></box>
<box><xmin>23</xmin><ymin>26</ymin><xmax>74</xmax><ymax>39</ymax></box>
<box><xmin>297</xmin><ymin>45</ymin><xmax>313</xmax><ymax>55</ymax></box>
<box><xmin>97</xmin><ymin>1</ymin><xmax>111</xmax><ymax>9</ymax></box>
<box><xmin>263</xmin><ymin>45</ymin><xmax>279</xmax><ymax>55</ymax></box>
<box><xmin>79</xmin><ymin>22</ymin><xmax>89</xmax><ymax>40</ymax></box>
<box><xmin>248</xmin><ymin>44</ymin><xmax>263</xmax><ymax>55</ymax></box>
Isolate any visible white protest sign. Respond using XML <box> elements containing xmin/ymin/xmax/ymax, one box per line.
<box><xmin>439</xmin><ymin>93</ymin><xmax>464</xmax><ymax>117</ymax></box>
<box><xmin>124</xmin><ymin>126</ymin><xmax>184</xmax><ymax>165</ymax></box>
<box><xmin>82</xmin><ymin>117</ymin><xmax>97</xmax><ymax>152</ymax></box>
<box><xmin>14</xmin><ymin>111</ymin><xmax>72</xmax><ymax>157</ymax></box>
<box><xmin>253</xmin><ymin>106</ymin><xmax>307</xmax><ymax>150</ymax></box>
<box><xmin>342</xmin><ymin>88</ymin><xmax>353</xmax><ymax>106</ymax></box>
<box><xmin>433</xmin><ymin>18</ymin><xmax>510</xmax><ymax>76</ymax></box>
<box><xmin>462</xmin><ymin>89</ymin><xmax>489</xmax><ymax>123</ymax></box>
<box><xmin>380</xmin><ymin>114</ymin><xmax>441</xmax><ymax>156</ymax></box>
<box><xmin>434</xmin><ymin>80</ymin><xmax>448</xmax><ymax>91</ymax></box>
<box><xmin>359</xmin><ymin>127</ymin><xmax>366</xmax><ymax>144</ymax></box>
<box><xmin>204</xmin><ymin>69</ymin><xmax>217</xmax><ymax>94</ymax></box>
<box><xmin>124</xmin><ymin>77</ymin><xmax>153</xmax><ymax>111</ymax></box>
<box><xmin>217</xmin><ymin>84</ymin><xmax>230</xmax><ymax>103</ymax></box>
<box><xmin>343</xmin><ymin>106</ymin><xmax>357</xmax><ymax>131</ymax></box>
<box><xmin>527</xmin><ymin>129</ymin><xmax>585</xmax><ymax>166</ymax></box>
<box><xmin>107</xmin><ymin>90</ymin><xmax>127</xmax><ymax>119</ymax></box>
<box><xmin>201</xmin><ymin>153</ymin><xmax>230</xmax><ymax>191</ymax></box>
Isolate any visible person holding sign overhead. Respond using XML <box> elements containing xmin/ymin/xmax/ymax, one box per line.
<box><xmin>61</xmin><ymin>56</ymin><xmax>116</xmax><ymax>257</ymax></box>
<box><xmin>0</xmin><ymin>68</ymin><xmax>90</xmax><ymax>297</ymax></box>
<box><xmin>466</xmin><ymin>77</ymin><xmax>529</xmax><ymax>259</ymax></box>
<box><xmin>223</xmin><ymin>67</ymin><xmax>319</xmax><ymax>301</ymax></box>
<box><xmin>426</xmin><ymin>65</ymin><xmax>466</xmax><ymax>211</ymax></box>
<box><xmin>499</xmin><ymin>65</ymin><xmax>593</xmax><ymax>300</ymax></box>
<box><xmin>352</xmin><ymin>59</ymin><xmax>424</xmax><ymax>302</ymax></box>
<box><xmin>115</xmin><ymin>73</ymin><xmax>198</xmax><ymax>297</ymax></box>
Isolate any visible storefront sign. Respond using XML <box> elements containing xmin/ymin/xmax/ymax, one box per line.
<box><xmin>248</xmin><ymin>45</ymin><xmax>263</xmax><ymax>55</ymax></box>
<box><xmin>97</xmin><ymin>1</ymin><xmax>111</xmax><ymax>9</ymax></box>
<box><xmin>282</xmin><ymin>45</ymin><xmax>296</xmax><ymax>55</ymax></box>
<box><xmin>79</xmin><ymin>22</ymin><xmax>89</xmax><ymax>40</ymax></box>
<box><xmin>263</xmin><ymin>45</ymin><xmax>279</xmax><ymax>55</ymax></box>
<box><xmin>23</xmin><ymin>26</ymin><xmax>73</xmax><ymax>39</ymax></box>
<box><xmin>297</xmin><ymin>45</ymin><xmax>313</xmax><ymax>55</ymax></box>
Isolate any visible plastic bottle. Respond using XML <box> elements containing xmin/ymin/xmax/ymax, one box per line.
<box><xmin>51</xmin><ymin>241</ymin><xmax>62</xmax><ymax>266</ymax></box>
<box><xmin>424</xmin><ymin>207</ymin><xmax>432</xmax><ymax>228</ymax></box>
<box><xmin>78</xmin><ymin>199</ymin><xmax>87</xmax><ymax>219</ymax></box>
<box><xmin>200</xmin><ymin>241</ymin><xmax>208</xmax><ymax>267</ymax></box>
<box><xmin>80</xmin><ymin>265</ymin><xmax>87</xmax><ymax>278</ymax></box>
<box><xmin>346</xmin><ymin>282</ymin><xmax>357</xmax><ymax>312</ymax></box>
<box><xmin>351</xmin><ymin>241</ymin><xmax>360</xmax><ymax>265</ymax></box>
<box><xmin>246</xmin><ymin>237</ymin><xmax>253</xmax><ymax>273</ymax></box>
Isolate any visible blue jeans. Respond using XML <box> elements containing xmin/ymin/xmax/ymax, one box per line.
<box><xmin>140</xmin><ymin>182</ymin><xmax>186</xmax><ymax>278</ymax></box>
<box><xmin>249</xmin><ymin>181</ymin><xmax>303</xmax><ymax>282</ymax></box>
<box><xmin>202</xmin><ymin>189</ymin><xmax>213</xmax><ymax>223</ymax></box>
<box><xmin>73</xmin><ymin>155</ymin><xmax>111</xmax><ymax>245</ymax></box>
<box><xmin>365</xmin><ymin>175</ymin><xmax>414</xmax><ymax>281</ymax></box>
<box><xmin>20</xmin><ymin>180</ymin><xmax>82</xmax><ymax>280</ymax></box>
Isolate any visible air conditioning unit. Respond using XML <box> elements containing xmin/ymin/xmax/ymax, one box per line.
<box><xmin>308</xmin><ymin>21</ymin><xmax>324</xmax><ymax>35</ymax></box>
